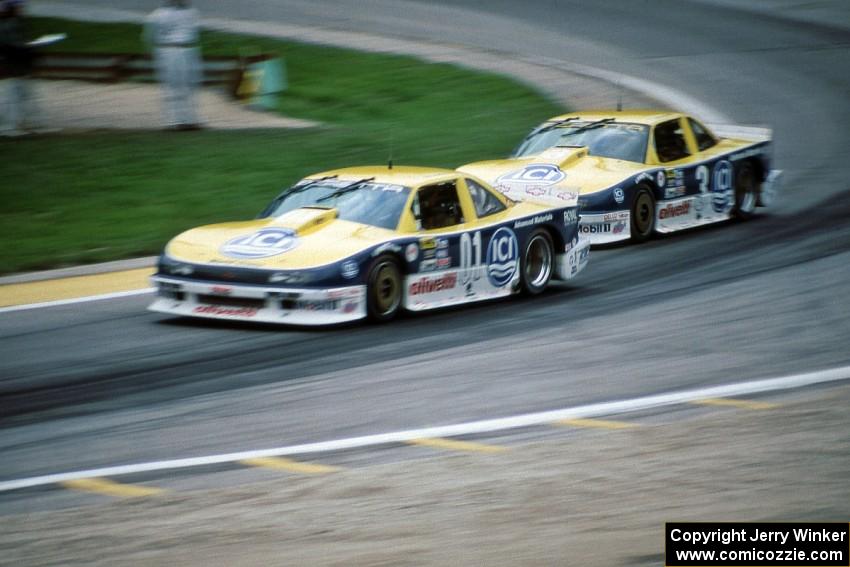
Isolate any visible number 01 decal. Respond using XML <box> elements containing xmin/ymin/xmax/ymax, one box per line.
<box><xmin>460</xmin><ymin>231</ymin><xmax>483</xmax><ymax>287</ymax></box>
<box><xmin>460</xmin><ymin>228</ymin><xmax>519</xmax><ymax>290</ymax></box>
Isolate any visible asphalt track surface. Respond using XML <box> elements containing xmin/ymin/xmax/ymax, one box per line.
<box><xmin>2</xmin><ymin>1</ymin><xmax>850</xmax><ymax>491</ymax></box>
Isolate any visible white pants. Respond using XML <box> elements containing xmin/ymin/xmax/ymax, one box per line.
<box><xmin>154</xmin><ymin>46</ymin><xmax>201</xmax><ymax>127</ymax></box>
<box><xmin>1</xmin><ymin>77</ymin><xmax>40</xmax><ymax>133</ymax></box>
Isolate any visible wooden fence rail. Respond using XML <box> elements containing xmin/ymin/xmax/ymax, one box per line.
<box><xmin>17</xmin><ymin>52</ymin><xmax>277</xmax><ymax>94</ymax></box>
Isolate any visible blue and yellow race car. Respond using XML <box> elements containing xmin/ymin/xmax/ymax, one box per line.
<box><xmin>459</xmin><ymin>110</ymin><xmax>782</xmax><ymax>244</ymax></box>
<box><xmin>149</xmin><ymin>166</ymin><xmax>590</xmax><ymax>325</ymax></box>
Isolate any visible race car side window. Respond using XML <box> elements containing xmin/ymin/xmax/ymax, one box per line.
<box><xmin>466</xmin><ymin>178</ymin><xmax>506</xmax><ymax>218</ymax></box>
<box><xmin>654</xmin><ymin>119</ymin><xmax>691</xmax><ymax>163</ymax></box>
<box><xmin>688</xmin><ymin>117</ymin><xmax>718</xmax><ymax>151</ymax></box>
<box><xmin>415</xmin><ymin>182</ymin><xmax>465</xmax><ymax>230</ymax></box>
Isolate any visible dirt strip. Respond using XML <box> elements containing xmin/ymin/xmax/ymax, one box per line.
<box><xmin>2</xmin><ymin>384</ymin><xmax>848</xmax><ymax>566</ymax></box>
<box><xmin>29</xmin><ymin>1</ymin><xmax>661</xmax><ymax>134</ymax></box>
<box><xmin>25</xmin><ymin>79</ymin><xmax>317</xmax><ymax>132</ymax></box>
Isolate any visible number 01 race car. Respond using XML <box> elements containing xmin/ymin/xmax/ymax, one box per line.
<box><xmin>458</xmin><ymin>110</ymin><xmax>782</xmax><ymax>245</ymax></box>
<box><xmin>149</xmin><ymin>166</ymin><xmax>590</xmax><ymax>325</ymax></box>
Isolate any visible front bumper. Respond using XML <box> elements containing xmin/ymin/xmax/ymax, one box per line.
<box><xmin>759</xmin><ymin>169</ymin><xmax>783</xmax><ymax>207</ymax></box>
<box><xmin>148</xmin><ymin>276</ymin><xmax>366</xmax><ymax>326</ymax></box>
<box><xmin>555</xmin><ymin>235</ymin><xmax>591</xmax><ymax>280</ymax></box>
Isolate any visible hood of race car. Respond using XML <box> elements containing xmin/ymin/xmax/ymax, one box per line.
<box><xmin>458</xmin><ymin>146</ymin><xmax>648</xmax><ymax>202</ymax></box>
<box><xmin>165</xmin><ymin>207</ymin><xmax>396</xmax><ymax>269</ymax></box>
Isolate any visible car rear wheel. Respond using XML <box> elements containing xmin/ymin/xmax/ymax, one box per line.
<box><xmin>521</xmin><ymin>229</ymin><xmax>554</xmax><ymax>295</ymax></box>
<box><xmin>733</xmin><ymin>162</ymin><xmax>758</xmax><ymax>219</ymax></box>
<box><xmin>630</xmin><ymin>185</ymin><xmax>656</xmax><ymax>242</ymax></box>
<box><xmin>366</xmin><ymin>255</ymin><xmax>402</xmax><ymax>322</ymax></box>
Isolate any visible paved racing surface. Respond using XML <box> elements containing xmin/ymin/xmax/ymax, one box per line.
<box><xmin>2</xmin><ymin>0</ymin><xmax>850</xmax><ymax>495</ymax></box>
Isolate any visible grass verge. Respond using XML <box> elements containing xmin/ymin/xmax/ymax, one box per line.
<box><xmin>0</xmin><ymin>17</ymin><xmax>563</xmax><ymax>274</ymax></box>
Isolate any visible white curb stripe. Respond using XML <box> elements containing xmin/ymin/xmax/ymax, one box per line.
<box><xmin>0</xmin><ymin>288</ymin><xmax>155</xmax><ymax>314</ymax></box>
<box><xmin>1</xmin><ymin>364</ymin><xmax>848</xmax><ymax>493</ymax></box>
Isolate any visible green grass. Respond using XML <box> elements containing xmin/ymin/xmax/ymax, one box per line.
<box><xmin>0</xmin><ymin>17</ymin><xmax>564</xmax><ymax>274</ymax></box>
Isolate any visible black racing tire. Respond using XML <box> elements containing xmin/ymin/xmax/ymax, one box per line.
<box><xmin>733</xmin><ymin>161</ymin><xmax>759</xmax><ymax>220</ymax></box>
<box><xmin>366</xmin><ymin>255</ymin><xmax>403</xmax><ymax>322</ymax></box>
<box><xmin>521</xmin><ymin>229</ymin><xmax>554</xmax><ymax>295</ymax></box>
<box><xmin>630</xmin><ymin>185</ymin><xmax>656</xmax><ymax>243</ymax></box>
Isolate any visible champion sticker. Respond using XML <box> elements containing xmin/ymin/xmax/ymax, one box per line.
<box><xmin>341</xmin><ymin>260</ymin><xmax>359</xmax><ymax>279</ymax></box>
<box><xmin>405</xmin><ymin>243</ymin><xmax>419</xmax><ymax>263</ymax></box>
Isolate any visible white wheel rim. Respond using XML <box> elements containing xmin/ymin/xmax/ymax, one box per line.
<box><xmin>525</xmin><ymin>236</ymin><xmax>552</xmax><ymax>288</ymax></box>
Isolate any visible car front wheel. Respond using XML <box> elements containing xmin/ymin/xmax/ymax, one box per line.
<box><xmin>733</xmin><ymin>162</ymin><xmax>759</xmax><ymax>219</ymax></box>
<box><xmin>630</xmin><ymin>185</ymin><xmax>656</xmax><ymax>242</ymax></box>
<box><xmin>366</xmin><ymin>255</ymin><xmax>402</xmax><ymax>322</ymax></box>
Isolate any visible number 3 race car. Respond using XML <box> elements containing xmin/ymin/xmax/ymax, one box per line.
<box><xmin>149</xmin><ymin>166</ymin><xmax>590</xmax><ymax>325</ymax></box>
<box><xmin>458</xmin><ymin>110</ymin><xmax>783</xmax><ymax>245</ymax></box>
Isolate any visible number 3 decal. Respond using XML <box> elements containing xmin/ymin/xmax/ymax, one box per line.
<box><xmin>696</xmin><ymin>165</ymin><xmax>709</xmax><ymax>194</ymax></box>
<box><xmin>696</xmin><ymin>161</ymin><xmax>733</xmax><ymax>213</ymax></box>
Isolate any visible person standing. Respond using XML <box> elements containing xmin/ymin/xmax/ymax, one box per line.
<box><xmin>144</xmin><ymin>0</ymin><xmax>203</xmax><ymax>130</ymax></box>
<box><xmin>0</xmin><ymin>0</ymin><xmax>37</xmax><ymax>137</ymax></box>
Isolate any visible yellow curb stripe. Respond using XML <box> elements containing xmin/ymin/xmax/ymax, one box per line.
<box><xmin>691</xmin><ymin>397</ymin><xmax>779</xmax><ymax>410</ymax></box>
<box><xmin>0</xmin><ymin>268</ymin><xmax>154</xmax><ymax>308</ymax></box>
<box><xmin>406</xmin><ymin>437</ymin><xmax>508</xmax><ymax>453</ymax></box>
<box><xmin>556</xmin><ymin>417</ymin><xmax>638</xmax><ymax>430</ymax></box>
<box><xmin>61</xmin><ymin>477</ymin><xmax>163</xmax><ymax>498</ymax></box>
<box><xmin>240</xmin><ymin>457</ymin><xmax>341</xmax><ymax>474</ymax></box>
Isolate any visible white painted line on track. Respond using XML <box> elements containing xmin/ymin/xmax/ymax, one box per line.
<box><xmin>0</xmin><ymin>288</ymin><xmax>155</xmax><ymax>314</ymax></box>
<box><xmin>2</xmin><ymin>364</ymin><xmax>849</xmax><ymax>493</ymax></box>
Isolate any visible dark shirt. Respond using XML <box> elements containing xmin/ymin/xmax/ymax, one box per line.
<box><xmin>0</xmin><ymin>16</ymin><xmax>34</xmax><ymax>77</ymax></box>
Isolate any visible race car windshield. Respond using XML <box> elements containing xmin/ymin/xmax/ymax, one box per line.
<box><xmin>262</xmin><ymin>179</ymin><xmax>412</xmax><ymax>230</ymax></box>
<box><xmin>511</xmin><ymin>121</ymin><xmax>649</xmax><ymax>163</ymax></box>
